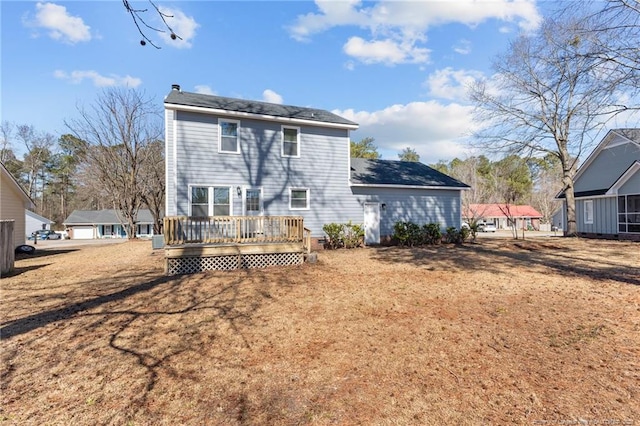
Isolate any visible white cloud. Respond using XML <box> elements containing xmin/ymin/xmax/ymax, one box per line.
<box><xmin>262</xmin><ymin>89</ymin><xmax>284</xmax><ymax>104</ymax></box>
<box><xmin>288</xmin><ymin>0</ymin><xmax>367</xmax><ymax>42</ymax></box>
<box><xmin>54</xmin><ymin>70</ymin><xmax>142</xmax><ymax>88</ymax></box>
<box><xmin>425</xmin><ymin>68</ymin><xmax>484</xmax><ymax>102</ymax></box>
<box><xmin>289</xmin><ymin>0</ymin><xmax>541</xmax><ymax>65</ymax></box>
<box><xmin>27</xmin><ymin>2</ymin><xmax>91</xmax><ymax>44</ymax></box>
<box><xmin>344</xmin><ymin>36</ymin><xmax>429</xmax><ymax>65</ymax></box>
<box><xmin>453</xmin><ymin>39</ymin><xmax>472</xmax><ymax>55</ymax></box>
<box><xmin>335</xmin><ymin>100</ymin><xmax>480</xmax><ymax>164</ymax></box>
<box><xmin>158</xmin><ymin>7</ymin><xmax>199</xmax><ymax>49</ymax></box>
<box><xmin>194</xmin><ymin>85</ymin><xmax>215</xmax><ymax>95</ymax></box>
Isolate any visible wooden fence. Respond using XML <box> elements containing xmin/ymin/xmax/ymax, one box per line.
<box><xmin>164</xmin><ymin>216</ymin><xmax>310</xmax><ymax>249</ymax></box>
<box><xmin>0</xmin><ymin>220</ymin><xmax>15</xmax><ymax>276</ymax></box>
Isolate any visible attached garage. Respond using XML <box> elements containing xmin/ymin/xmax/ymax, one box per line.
<box><xmin>71</xmin><ymin>226</ymin><xmax>94</xmax><ymax>239</ymax></box>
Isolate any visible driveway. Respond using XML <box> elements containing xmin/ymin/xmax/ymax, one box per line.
<box><xmin>26</xmin><ymin>237</ymin><xmax>131</xmax><ymax>250</ymax></box>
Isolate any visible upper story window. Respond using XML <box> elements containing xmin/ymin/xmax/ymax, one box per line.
<box><xmin>219</xmin><ymin>120</ymin><xmax>240</xmax><ymax>154</ymax></box>
<box><xmin>290</xmin><ymin>188</ymin><xmax>309</xmax><ymax>210</ymax></box>
<box><xmin>584</xmin><ymin>199</ymin><xmax>594</xmax><ymax>224</ymax></box>
<box><xmin>282</xmin><ymin>126</ymin><xmax>300</xmax><ymax>158</ymax></box>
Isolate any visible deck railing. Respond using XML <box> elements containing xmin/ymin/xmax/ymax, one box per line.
<box><xmin>164</xmin><ymin>215</ymin><xmax>310</xmax><ymax>250</ymax></box>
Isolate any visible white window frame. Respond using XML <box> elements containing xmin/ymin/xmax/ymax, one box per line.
<box><xmin>189</xmin><ymin>185</ymin><xmax>234</xmax><ymax>216</ymax></box>
<box><xmin>190</xmin><ymin>186</ymin><xmax>210</xmax><ymax>216</ymax></box>
<box><xmin>281</xmin><ymin>126</ymin><xmax>300</xmax><ymax>158</ymax></box>
<box><xmin>218</xmin><ymin>119</ymin><xmax>241</xmax><ymax>154</ymax></box>
<box><xmin>242</xmin><ymin>187</ymin><xmax>264</xmax><ymax>215</ymax></box>
<box><xmin>584</xmin><ymin>199</ymin><xmax>594</xmax><ymax>224</ymax></box>
<box><xmin>289</xmin><ymin>188</ymin><xmax>310</xmax><ymax>210</ymax></box>
<box><xmin>212</xmin><ymin>186</ymin><xmax>232</xmax><ymax>216</ymax></box>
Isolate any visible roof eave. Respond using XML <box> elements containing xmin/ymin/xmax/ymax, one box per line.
<box><xmin>165</xmin><ymin>102</ymin><xmax>359</xmax><ymax>130</ymax></box>
<box><xmin>350</xmin><ymin>183</ymin><xmax>469</xmax><ymax>190</ymax></box>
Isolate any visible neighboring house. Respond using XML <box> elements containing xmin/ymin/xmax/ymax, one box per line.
<box><xmin>556</xmin><ymin>128</ymin><xmax>640</xmax><ymax>241</ymax></box>
<box><xmin>1</xmin><ymin>162</ymin><xmax>34</xmax><ymax>247</ymax></box>
<box><xmin>164</xmin><ymin>85</ymin><xmax>469</xmax><ymax>245</ymax></box>
<box><xmin>464</xmin><ymin>204</ymin><xmax>543</xmax><ymax>231</ymax></box>
<box><xmin>25</xmin><ymin>210</ymin><xmax>54</xmax><ymax>238</ymax></box>
<box><xmin>63</xmin><ymin>209</ymin><xmax>155</xmax><ymax>239</ymax></box>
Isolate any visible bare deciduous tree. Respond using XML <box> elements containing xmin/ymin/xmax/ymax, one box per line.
<box><xmin>66</xmin><ymin>88</ymin><xmax>163</xmax><ymax>239</ymax></box>
<box><xmin>469</xmin><ymin>14</ymin><xmax>633</xmax><ymax>236</ymax></box>
<box><xmin>139</xmin><ymin>139</ymin><xmax>165</xmax><ymax>234</ymax></box>
<box><xmin>16</xmin><ymin>125</ymin><xmax>56</xmax><ymax>204</ymax></box>
<box><xmin>1</xmin><ymin>121</ymin><xmax>15</xmax><ymax>164</ymax></box>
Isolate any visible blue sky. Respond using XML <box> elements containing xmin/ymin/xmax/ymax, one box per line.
<box><xmin>2</xmin><ymin>0</ymin><xmax>547</xmax><ymax>164</ymax></box>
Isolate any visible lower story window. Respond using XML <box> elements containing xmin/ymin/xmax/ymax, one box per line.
<box><xmin>290</xmin><ymin>188</ymin><xmax>309</xmax><ymax>210</ymax></box>
<box><xmin>584</xmin><ymin>199</ymin><xmax>593</xmax><ymax>224</ymax></box>
<box><xmin>191</xmin><ymin>186</ymin><xmax>231</xmax><ymax>216</ymax></box>
<box><xmin>213</xmin><ymin>187</ymin><xmax>230</xmax><ymax>216</ymax></box>
<box><xmin>618</xmin><ymin>194</ymin><xmax>640</xmax><ymax>233</ymax></box>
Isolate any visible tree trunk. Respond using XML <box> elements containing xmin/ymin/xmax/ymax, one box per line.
<box><xmin>563</xmin><ymin>174</ymin><xmax>577</xmax><ymax>237</ymax></box>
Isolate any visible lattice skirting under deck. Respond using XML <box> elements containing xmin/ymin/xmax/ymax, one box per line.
<box><xmin>166</xmin><ymin>252</ymin><xmax>303</xmax><ymax>275</ymax></box>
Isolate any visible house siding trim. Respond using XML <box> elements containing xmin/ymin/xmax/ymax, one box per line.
<box><xmin>606</xmin><ymin>161</ymin><xmax>640</xmax><ymax>195</ymax></box>
<box><xmin>165</xmin><ymin>103</ymin><xmax>358</xmax><ymax>130</ymax></box>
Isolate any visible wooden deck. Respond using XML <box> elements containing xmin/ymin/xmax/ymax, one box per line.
<box><xmin>163</xmin><ymin>216</ymin><xmax>311</xmax><ymax>275</ymax></box>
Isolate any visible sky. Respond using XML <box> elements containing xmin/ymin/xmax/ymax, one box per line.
<box><xmin>2</xmin><ymin>0</ymin><xmax>550</xmax><ymax>164</ymax></box>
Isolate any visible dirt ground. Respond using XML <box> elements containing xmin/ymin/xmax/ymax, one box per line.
<box><xmin>1</xmin><ymin>237</ymin><xmax>639</xmax><ymax>425</ymax></box>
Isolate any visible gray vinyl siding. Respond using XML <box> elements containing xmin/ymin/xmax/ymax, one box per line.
<box><xmin>170</xmin><ymin>110</ymin><xmax>356</xmax><ymax>236</ymax></box>
<box><xmin>619</xmin><ymin>169</ymin><xmax>640</xmax><ymax>195</ymax></box>
<box><xmin>552</xmin><ymin>203</ymin><xmax>566</xmax><ymax>231</ymax></box>
<box><xmin>349</xmin><ymin>187</ymin><xmax>462</xmax><ymax>236</ymax></box>
<box><xmin>576</xmin><ymin>197</ymin><xmax>618</xmax><ymax>235</ymax></box>
<box><xmin>167</xmin><ymin>109</ymin><xmax>463</xmax><ymax>237</ymax></box>
<box><xmin>575</xmin><ymin>142</ymin><xmax>640</xmax><ymax>192</ymax></box>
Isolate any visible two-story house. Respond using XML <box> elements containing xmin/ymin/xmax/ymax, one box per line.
<box><xmin>164</xmin><ymin>85</ymin><xmax>468</xmax><ymax>247</ymax></box>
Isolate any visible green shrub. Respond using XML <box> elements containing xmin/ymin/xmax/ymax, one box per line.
<box><xmin>445</xmin><ymin>226</ymin><xmax>470</xmax><ymax>244</ymax></box>
<box><xmin>322</xmin><ymin>223</ymin><xmax>344</xmax><ymax>249</ymax></box>
<box><xmin>422</xmin><ymin>223</ymin><xmax>442</xmax><ymax>245</ymax></box>
<box><xmin>342</xmin><ymin>221</ymin><xmax>365</xmax><ymax>249</ymax></box>
<box><xmin>322</xmin><ymin>221</ymin><xmax>364</xmax><ymax>249</ymax></box>
<box><xmin>393</xmin><ymin>221</ymin><xmax>443</xmax><ymax>246</ymax></box>
<box><xmin>393</xmin><ymin>221</ymin><xmax>421</xmax><ymax>246</ymax></box>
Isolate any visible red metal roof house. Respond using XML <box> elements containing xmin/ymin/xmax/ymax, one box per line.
<box><xmin>464</xmin><ymin>203</ymin><xmax>543</xmax><ymax>231</ymax></box>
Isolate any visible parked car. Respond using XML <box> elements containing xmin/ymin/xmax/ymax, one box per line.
<box><xmin>478</xmin><ymin>223</ymin><xmax>497</xmax><ymax>232</ymax></box>
<box><xmin>31</xmin><ymin>229</ymin><xmax>62</xmax><ymax>240</ymax></box>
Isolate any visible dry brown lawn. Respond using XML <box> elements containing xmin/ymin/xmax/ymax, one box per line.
<box><xmin>1</xmin><ymin>237</ymin><xmax>639</xmax><ymax>425</ymax></box>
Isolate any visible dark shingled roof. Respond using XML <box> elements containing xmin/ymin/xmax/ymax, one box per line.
<box><xmin>350</xmin><ymin>158</ymin><xmax>469</xmax><ymax>188</ymax></box>
<box><xmin>165</xmin><ymin>88</ymin><xmax>358</xmax><ymax>127</ymax></box>
<box><xmin>64</xmin><ymin>209</ymin><xmax>155</xmax><ymax>225</ymax></box>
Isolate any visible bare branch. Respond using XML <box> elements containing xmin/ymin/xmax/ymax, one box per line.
<box><xmin>122</xmin><ymin>0</ymin><xmax>181</xmax><ymax>48</ymax></box>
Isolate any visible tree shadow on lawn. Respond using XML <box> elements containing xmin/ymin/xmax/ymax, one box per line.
<box><xmin>370</xmin><ymin>240</ymin><xmax>639</xmax><ymax>286</ymax></box>
<box><xmin>1</xmin><ymin>264</ymin><xmax>306</xmax><ymax>422</ymax></box>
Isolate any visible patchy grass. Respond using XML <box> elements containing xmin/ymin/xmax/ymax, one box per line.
<box><xmin>1</xmin><ymin>238</ymin><xmax>639</xmax><ymax>425</ymax></box>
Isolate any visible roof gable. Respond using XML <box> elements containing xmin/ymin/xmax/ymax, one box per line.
<box><xmin>1</xmin><ymin>162</ymin><xmax>33</xmax><ymax>207</ymax></box>
<box><xmin>165</xmin><ymin>88</ymin><xmax>358</xmax><ymax>129</ymax></box>
<box><xmin>26</xmin><ymin>210</ymin><xmax>54</xmax><ymax>223</ymax></box>
<box><xmin>607</xmin><ymin>160</ymin><xmax>640</xmax><ymax>195</ymax></box>
<box><xmin>350</xmin><ymin>158</ymin><xmax>469</xmax><ymax>189</ymax></box>
<box><xmin>573</xmin><ymin>128</ymin><xmax>640</xmax><ymax>184</ymax></box>
<box><xmin>557</xmin><ymin>128</ymin><xmax>640</xmax><ymax>198</ymax></box>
